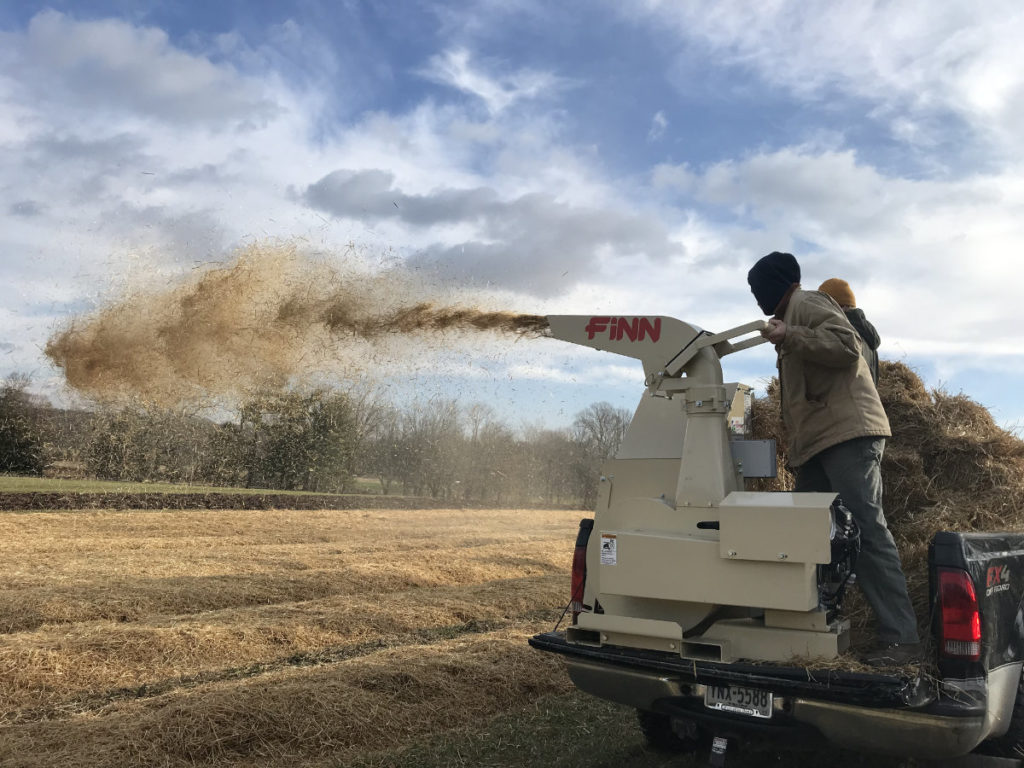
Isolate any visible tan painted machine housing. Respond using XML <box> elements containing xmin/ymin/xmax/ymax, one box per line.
<box><xmin>547</xmin><ymin>315</ymin><xmax>848</xmax><ymax>663</ymax></box>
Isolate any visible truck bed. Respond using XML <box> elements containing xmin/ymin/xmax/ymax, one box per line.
<box><xmin>529</xmin><ymin>630</ymin><xmax>924</xmax><ymax>709</ymax></box>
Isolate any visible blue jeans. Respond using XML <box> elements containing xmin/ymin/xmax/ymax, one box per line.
<box><xmin>795</xmin><ymin>436</ymin><xmax>919</xmax><ymax>644</ymax></box>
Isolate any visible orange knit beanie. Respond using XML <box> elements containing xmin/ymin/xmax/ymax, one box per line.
<box><xmin>818</xmin><ymin>278</ymin><xmax>856</xmax><ymax>308</ymax></box>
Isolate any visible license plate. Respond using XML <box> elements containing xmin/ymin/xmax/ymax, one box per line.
<box><xmin>704</xmin><ymin>685</ymin><xmax>773</xmax><ymax>719</ymax></box>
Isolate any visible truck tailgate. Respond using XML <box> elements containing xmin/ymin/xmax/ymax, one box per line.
<box><xmin>530</xmin><ymin>630</ymin><xmax>923</xmax><ymax>708</ymax></box>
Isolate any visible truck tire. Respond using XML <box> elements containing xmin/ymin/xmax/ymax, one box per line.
<box><xmin>976</xmin><ymin>667</ymin><xmax>1024</xmax><ymax>758</ymax></box>
<box><xmin>636</xmin><ymin>709</ymin><xmax>704</xmax><ymax>753</ymax></box>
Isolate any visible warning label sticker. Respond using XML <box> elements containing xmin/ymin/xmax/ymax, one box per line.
<box><xmin>600</xmin><ymin>534</ymin><xmax>617</xmax><ymax>566</ymax></box>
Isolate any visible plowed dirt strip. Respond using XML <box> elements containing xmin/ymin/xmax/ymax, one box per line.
<box><xmin>0</xmin><ymin>575</ymin><xmax>567</xmax><ymax>719</ymax></box>
<box><xmin>0</xmin><ymin>491</ymin><xmax>463</xmax><ymax>511</ymax></box>
<box><xmin>0</xmin><ymin>508</ymin><xmax>581</xmax><ymax>632</ymax></box>
<box><xmin>0</xmin><ymin>627</ymin><xmax>573</xmax><ymax>768</ymax></box>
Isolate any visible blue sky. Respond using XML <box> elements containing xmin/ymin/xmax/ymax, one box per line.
<box><xmin>2</xmin><ymin>1</ymin><xmax>1024</xmax><ymax>430</ymax></box>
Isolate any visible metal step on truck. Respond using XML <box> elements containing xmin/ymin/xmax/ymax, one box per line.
<box><xmin>528</xmin><ymin>315</ymin><xmax>1024</xmax><ymax>765</ymax></box>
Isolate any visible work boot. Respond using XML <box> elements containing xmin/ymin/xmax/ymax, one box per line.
<box><xmin>862</xmin><ymin>642</ymin><xmax>923</xmax><ymax>667</ymax></box>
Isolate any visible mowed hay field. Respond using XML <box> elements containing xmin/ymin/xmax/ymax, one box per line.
<box><xmin>0</xmin><ymin>507</ymin><xmax>587</xmax><ymax>768</ymax></box>
<box><xmin>0</xmin><ymin>506</ymin><xmax>918</xmax><ymax>768</ymax></box>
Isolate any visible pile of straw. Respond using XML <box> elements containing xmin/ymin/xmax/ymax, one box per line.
<box><xmin>751</xmin><ymin>360</ymin><xmax>1024</xmax><ymax>639</ymax></box>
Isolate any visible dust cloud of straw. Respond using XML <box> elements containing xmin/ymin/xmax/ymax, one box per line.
<box><xmin>44</xmin><ymin>242</ymin><xmax>549</xmax><ymax>406</ymax></box>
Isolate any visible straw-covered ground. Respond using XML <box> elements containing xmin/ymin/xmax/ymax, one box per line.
<box><xmin>0</xmin><ymin>491</ymin><xmax>917</xmax><ymax>768</ymax></box>
<box><xmin>0</xmin><ymin>507</ymin><xmax>585</xmax><ymax>767</ymax></box>
<box><xmin>752</xmin><ymin>360</ymin><xmax>1024</xmax><ymax>649</ymax></box>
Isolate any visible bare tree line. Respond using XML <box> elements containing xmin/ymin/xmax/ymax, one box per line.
<box><xmin>0</xmin><ymin>375</ymin><xmax>630</xmax><ymax>508</ymax></box>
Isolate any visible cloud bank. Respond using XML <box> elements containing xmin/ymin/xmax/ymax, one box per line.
<box><xmin>2</xmin><ymin>1</ymin><xmax>1024</xmax><ymax>424</ymax></box>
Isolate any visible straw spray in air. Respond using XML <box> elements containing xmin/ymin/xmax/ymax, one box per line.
<box><xmin>45</xmin><ymin>242</ymin><xmax>548</xmax><ymax>406</ymax></box>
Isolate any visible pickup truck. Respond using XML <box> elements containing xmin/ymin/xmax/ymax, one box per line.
<box><xmin>531</xmin><ymin>528</ymin><xmax>1024</xmax><ymax>761</ymax></box>
<box><xmin>528</xmin><ymin>314</ymin><xmax>1024</xmax><ymax>763</ymax></box>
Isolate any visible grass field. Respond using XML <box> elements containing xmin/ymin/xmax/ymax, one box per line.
<box><xmin>0</xmin><ymin>474</ymin><xmax>384</xmax><ymax>495</ymax></box>
<box><xmin>0</xmin><ymin>505</ymin><xmax>919</xmax><ymax>768</ymax></box>
<box><xmin>0</xmin><ymin>506</ymin><xmax>576</xmax><ymax>767</ymax></box>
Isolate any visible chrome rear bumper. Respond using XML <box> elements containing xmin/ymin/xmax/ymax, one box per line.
<box><xmin>563</xmin><ymin>657</ymin><xmax>1006</xmax><ymax>758</ymax></box>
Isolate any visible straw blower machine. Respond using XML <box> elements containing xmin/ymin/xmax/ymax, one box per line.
<box><xmin>545</xmin><ymin>315</ymin><xmax>860</xmax><ymax>664</ymax></box>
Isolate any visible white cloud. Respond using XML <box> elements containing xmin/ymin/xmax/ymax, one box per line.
<box><xmin>699</xmin><ymin>147</ymin><xmax>914</xmax><ymax>236</ymax></box>
<box><xmin>651</xmin><ymin>162</ymin><xmax>696</xmax><ymax>192</ymax></box>
<box><xmin>887</xmin><ymin>338</ymin><xmax>1024</xmax><ymax>359</ymax></box>
<box><xmin>647</xmin><ymin>110</ymin><xmax>668</xmax><ymax>142</ymax></box>
<box><xmin>506</xmin><ymin>363</ymin><xmax>578</xmax><ymax>383</ymax></box>
<box><xmin>506</xmin><ymin>361</ymin><xmax>641</xmax><ymax>385</ymax></box>
<box><xmin>4</xmin><ymin>10</ymin><xmax>279</xmax><ymax>125</ymax></box>
<box><xmin>303</xmin><ymin>169</ymin><xmax>684</xmax><ymax>295</ymax></box>
<box><xmin>628</xmin><ymin>0</ymin><xmax>1024</xmax><ymax>155</ymax></box>
<box><xmin>591</xmin><ymin>363</ymin><xmax>645</xmax><ymax>384</ymax></box>
<box><xmin>418</xmin><ymin>47</ymin><xmax>568</xmax><ymax>114</ymax></box>
<box><xmin>673</xmin><ymin>145</ymin><xmax>1024</xmax><ymax>366</ymax></box>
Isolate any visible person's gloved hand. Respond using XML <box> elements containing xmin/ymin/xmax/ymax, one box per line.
<box><xmin>762</xmin><ymin>318</ymin><xmax>787</xmax><ymax>344</ymax></box>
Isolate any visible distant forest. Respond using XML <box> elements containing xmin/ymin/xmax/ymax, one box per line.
<box><xmin>0</xmin><ymin>375</ymin><xmax>631</xmax><ymax>509</ymax></box>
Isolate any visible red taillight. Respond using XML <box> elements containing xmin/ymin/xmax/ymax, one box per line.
<box><xmin>570</xmin><ymin>545</ymin><xmax>587</xmax><ymax>622</ymax></box>
<box><xmin>938</xmin><ymin>567</ymin><xmax>981</xmax><ymax>661</ymax></box>
<box><xmin>570</xmin><ymin>519</ymin><xmax>593</xmax><ymax>624</ymax></box>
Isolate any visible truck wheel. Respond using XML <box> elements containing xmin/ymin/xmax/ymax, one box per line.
<box><xmin>976</xmin><ymin>667</ymin><xmax>1024</xmax><ymax>757</ymax></box>
<box><xmin>636</xmin><ymin>709</ymin><xmax>704</xmax><ymax>753</ymax></box>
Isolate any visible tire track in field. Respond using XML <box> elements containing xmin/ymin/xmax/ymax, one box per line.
<box><xmin>3</xmin><ymin>609</ymin><xmax>564</xmax><ymax>726</ymax></box>
<box><xmin>0</xmin><ymin>626</ymin><xmax>573</xmax><ymax>768</ymax></box>
<box><xmin>0</xmin><ymin>541</ymin><xmax>571</xmax><ymax>633</ymax></box>
<box><xmin>1</xmin><ymin>575</ymin><xmax>570</xmax><ymax>722</ymax></box>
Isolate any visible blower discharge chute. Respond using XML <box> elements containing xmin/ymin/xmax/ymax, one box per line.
<box><xmin>547</xmin><ymin>315</ymin><xmax>859</xmax><ymax>663</ymax></box>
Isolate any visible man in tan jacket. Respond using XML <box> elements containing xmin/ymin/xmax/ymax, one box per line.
<box><xmin>747</xmin><ymin>251</ymin><xmax>918</xmax><ymax>664</ymax></box>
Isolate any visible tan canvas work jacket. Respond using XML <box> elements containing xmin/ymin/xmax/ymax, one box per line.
<box><xmin>777</xmin><ymin>289</ymin><xmax>890</xmax><ymax>467</ymax></box>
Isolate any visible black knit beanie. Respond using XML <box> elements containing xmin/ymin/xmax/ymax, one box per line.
<box><xmin>747</xmin><ymin>252</ymin><xmax>801</xmax><ymax>315</ymax></box>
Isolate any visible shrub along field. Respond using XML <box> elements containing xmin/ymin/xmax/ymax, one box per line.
<box><xmin>0</xmin><ymin>475</ymin><xmax>385</xmax><ymax>495</ymax></box>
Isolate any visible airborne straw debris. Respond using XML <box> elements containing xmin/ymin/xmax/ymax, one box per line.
<box><xmin>45</xmin><ymin>242</ymin><xmax>549</xmax><ymax>406</ymax></box>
